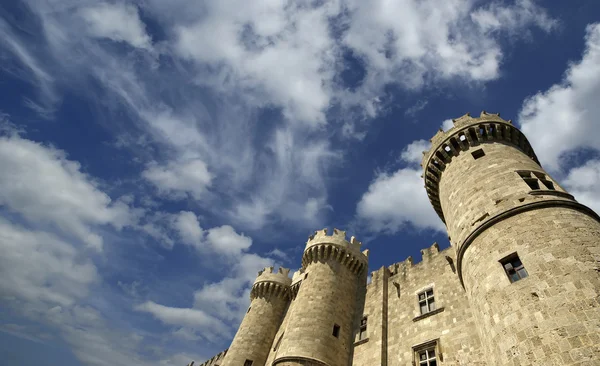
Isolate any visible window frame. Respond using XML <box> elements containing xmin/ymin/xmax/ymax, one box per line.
<box><xmin>358</xmin><ymin>316</ymin><xmax>368</xmax><ymax>341</ymax></box>
<box><xmin>413</xmin><ymin>339</ymin><xmax>441</xmax><ymax>366</ymax></box>
<box><xmin>417</xmin><ymin>288</ymin><xmax>436</xmax><ymax>315</ymax></box>
<box><xmin>500</xmin><ymin>253</ymin><xmax>528</xmax><ymax>283</ymax></box>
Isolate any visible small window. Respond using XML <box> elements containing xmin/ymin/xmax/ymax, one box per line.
<box><xmin>244</xmin><ymin>360</ymin><xmax>253</xmax><ymax>366</ymax></box>
<box><xmin>246</xmin><ymin>306</ymin><xmax>251</xmax><ymax>313</ymax></box>
<box><xmin>418</xmin><ymin>348</ymin><xmax>437</xmax><ymax>366</ymax></box>
<box><xmin>517</xmin><ymin>171</ymin><xmax>556</xmax><ymax>191</ymax></box>
<box><xmin>418</xmin><ymin>289</ymin><xmax>436</xmax><ymax>315</ymax></box>
<box><xmin>471</xmin><ymin>148</ymin><xmax>485</xmax><ymax>159</ymax></box>
<box><xmin>332</xmin><ymin>324</ymin><xmax>340</xmax><ymax>338</ymax></box>
<box><xmin>358</xmin><ymin>317</ymin><xmax>367</xmax><ymax>340</ymax></box>
<box><xmin>500</xmin><ymin>253</ymin><xmax>528</xmax><ymax>283</ymax></box>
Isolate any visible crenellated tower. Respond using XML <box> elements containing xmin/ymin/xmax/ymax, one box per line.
<box><xmin>273</xmin><ymin>228</ymin><xmax>369</xmax><ymax>366</ymax></box>
<box><xmin>221</xmin><ymin>267</ymin><xmax>292</xmax><ymax>366</ymax></box>
<box><xmin>422</xmin><ymin>111</ymin><xmax>600</xmax><ymax>365</ymax></box>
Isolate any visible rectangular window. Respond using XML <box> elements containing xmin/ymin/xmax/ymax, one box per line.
<box><xmin>413</xmin><ymin>340</ymin><xmax>440</xmax><ymax>366</ymax></box>
<box><xmin>418</xmin><ymin>348</ymin><xmax>437</xmax><ymax>366</ymax></box>
<box><xmin>332</xmin><ymin>324</ymin><xmax>340</xmax><ymax>338</ymax></box>
<box><xmin>358</xmin><ymin>317</ymin><xmax>367</xmax><ymax>340</ymax></box>
<box><xmin>244</xmin><ymin>360</ymin><xmax>253</xmax><ymax>366</ymax></box>
<box><xmin>471</xmin><ymin>148</ymin><xmax>485</xmax><ymax>159</ymax></box>
<box><xmin>517</xmin><ymin>171</ymin><xmax>556</xmax><ymax>191</ymax></box>
<box><xmin>500</xmin><ymin>253</ymin><xmax>528</xmax><ymax>283</ymax></box>
<box><xmin>418</xmin><ymin>289</ymin><xmax>436</xmax><ymax>315</ymax></box>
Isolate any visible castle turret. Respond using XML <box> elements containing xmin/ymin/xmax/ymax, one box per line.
<box><xmin>221</xmin><ymin>267</ymin><xmax>292</xmax><ymax>366</ymax></box>
<box><xmin>423</xmin><ymin>111</ymin><xmax>600</xmax><ymax>365</ymax></box>
<box><xmin>273</xmin><ymin>229</ymin><xmax>369</xmax><ymax>366</ymax></box>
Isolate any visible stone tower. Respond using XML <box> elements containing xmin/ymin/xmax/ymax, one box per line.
<box><xmin>273</xmin><ymin>229</ymin><xmax>369</xmax><ymax>366</ymax></box>
<box><xmin>422</xmin><ymin>111</ymin><xmax>600</xmax><ymax>365</ymax></box>
<box><xmin>221</xmin><ymin>266</ymin><xmax>292</xmax><ymax>366</ymax></box>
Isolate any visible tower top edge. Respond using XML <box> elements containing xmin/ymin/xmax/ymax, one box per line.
<box><xmin>421</xmin><ymin>111</ymin><xmax>512</xmax><ymax>168</ymax></box>
<box><xmin>254</xmin><ymin>266</ymin><xmax>292</xmax><ymax>286</ymax></box>
<box><xmin>305</xmin><ymin>228</ymin><xmax>366</xmax><ymax>259</ymax></box>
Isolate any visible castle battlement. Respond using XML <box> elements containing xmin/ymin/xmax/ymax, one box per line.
<box><xmin>250</xmin><ymin>266</ymin><xmax>292</xmax><ymax>300</ymax></box>
<box><xmin>301</xmin><ymin>228</ymin><xmax>368</xmax><ymax>275</ymax></box>
<box><xmin>421</xmin><ymin>111</ymin><xmax>540</xmax><ymax>222</ymax></box>
<box><xmin>213</xmin><ymin>110</ymin><xmax>600</xmax><ymax>366</ymax></box>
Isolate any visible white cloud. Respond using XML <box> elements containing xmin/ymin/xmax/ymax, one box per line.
<box><xmin>0</xmin><ymin>133</ymin><xmax>138</xmax><ymax>251</ymax></box>
<box><xmin>173</xmin><ymin>211</ymin><xmax>204</xmax><ymax>247</ymax></box>
<box><xmin>355</xmin><ymin>168</ymin><xmax>444</xmax><ymax>233</ymax></box>
<box><xmin>143</xmin><ymin>159</ymin><xmax>212</xmax><ymax>201</ymax></box>
<box><xmin>79</xmin><ymin>3</ymin><xmax>153</xmax><ymax>50</ymax></box>
<box><xmin>519</xmin><ymin>23</ymin><xmax>600</xmax><ymax>172</ymax></box>
<box><xmin>441</xmin><ymin>119</ymin><xmax>454</xmax><ymax>131</ymax></box>
<box><xmin>174</xmin><ymin>1</ymin><xmax>340</xmax><ymax>125</ymax></box>
<box><xmin>471</xmin><ymin>0</ymin><xmax>557</xmax><ymax>35</ymax></box>
<box><xmin>400</xmin><ymin>139</ymin><xmax>430</xmax><ymax>165</ymax></box>
<box><xmin>135</xmin><ymin>301</ymin><xmax>229</xmax><ymax>338</ymax></box>
<box><xmin>0</xmin><ymin>218</ymin><xmax>99</xmax><ymax>308</ymax></box>
<box><xmin>206</xmin><ymin>225</ymin><xmax>252</xmax><ymax>256</ymax></box>
<box><xmin>341</xmin><ymin>0</ymin><xmax>555</xmax><ymax>106</ymax></box>
<box><xmin>563</xmin><ymin>159</ymin><xmax>600</xmax><ymax>214</ymax></box>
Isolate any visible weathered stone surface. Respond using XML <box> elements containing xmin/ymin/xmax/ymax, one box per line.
<box><xmin>202</xmin><ymin>112</ymin><xmax>600</xmax><ymax>366</ymax></box>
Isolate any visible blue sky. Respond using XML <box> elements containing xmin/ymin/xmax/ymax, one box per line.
<box><xmin>0</xmin><ymin>0</ymin><xmax>599</xmax><ymax>365</ymax></box>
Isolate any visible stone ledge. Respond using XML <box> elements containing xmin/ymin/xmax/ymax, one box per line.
<box><xmin>353</xmin><ymin>338</ymin><xmax>369</xmax><ymax>347</ymax></box>
<box><xmin>412</xmin><ymin>307</ymin><xmax>445</xmax><ymax>322</ymax></box>
<box><xmin>528</xmin><ymin>190</ymin><xmax>574</xmax><ymax>200</ymax></box>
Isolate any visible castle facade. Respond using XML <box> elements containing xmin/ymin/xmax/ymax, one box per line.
<box><xmin>196</xmin><ymin>112</ymin><xmax>600</xmax><ymax>366</ymax></box>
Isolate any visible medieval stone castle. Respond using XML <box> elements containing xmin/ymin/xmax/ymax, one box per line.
<box><xmin>192</xmin><ymin>112</ymin><xmax>600</xmax><ymax>366</ymax></box>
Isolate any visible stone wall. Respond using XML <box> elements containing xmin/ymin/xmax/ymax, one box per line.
<box><xmin>354</xmin><ymin>244</ymin><xmax>486</xmax><ymax>366</ymax></box>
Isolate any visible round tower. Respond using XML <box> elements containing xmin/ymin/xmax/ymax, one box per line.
<box><xmin>273</xmin><ymin>228</ymin><xmax>368</xmax><ymax>366</ymax></box>
<box><xmin>221</xmin><ymin>266</ymin><xmax>292</xmax><ymax>366</ymax></box>
<box><xmin>422</xmin><ymin>111</ymin><xmax>600</xmax><ymax>365</ymax></box>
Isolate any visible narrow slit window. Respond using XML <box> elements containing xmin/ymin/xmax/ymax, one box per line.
<box><xmin>246</xmin><ymin>306</ymin><xmax>251</xmax><ymax>313</ymax></box>
<box><xmin>471</xmin><ymin>148</ymin><xmax>485</xmax><ymax>160</ymax></box>
<box><xmin>244</xmin><ymin>360</ymin><xmax>253</xmax><ymax>366</ymax></box>
<box><xmin>332</xmin><ymin>324</ymin><xmax>340</xmax><ymax>338</ymax></box>
<box><xmin>418</xmin><ymin>289</ymin><xmax>436</xmax><ymax>314</ymax></box>
<box><xmin>500</xmin><ymin>253</ymin><xmax>528</xmax><ymax>283</ymax></box>
<box><xmin>358</xmin><ymin>316</ymin><xmax>368</xmax><ymax>341</ymax></box>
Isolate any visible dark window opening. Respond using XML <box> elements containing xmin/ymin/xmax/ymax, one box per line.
<box><xmin>479</xmin><ymin>125</ymin><xmax>486</xmax><ymax>138</ymax></box>
<box><xmin>358</xmin><ymin>317</ymin><xmax>367</xmax><ymax>341</ymax></box>
<box><xmin>523</xmin><ymin>178</ymin><xmax>540</xmax><ymax>190</ymax></box>
<box><xmin>471</xmin><ymin>148</ymin><xmax>485</xmax><ymax>159</ymax></box>
<box><xmin>332</xmin><ymin>324</ymin><xmax>340</xmax><ymax>338</ymax></box>
<box><xmin>418</xmin><ymin>348</ymin><xmax>437</xmax><ymax>366</ymax></box>
<box><xmin>246</xmin><ymin>306</ymin><xmax>251</xmax><ymax>313</ymax></box>
<box><xmin>450</xmin><ymin>138</ymin><xmax>460</xmax><ymax>151</ymax></box>
<box><xmin>517</xmin><ymin>171</ymin><xmax>556</xmax><ymax>191</ymax></box>
<box><xmin>244</xmin><ymin>360</ymin><xmax>253</xmax><ymax>366</ymax></box>
<box><xmin>468</xmin><ymin>128</ymin><xmax>478</xmax><ymax>142</ymax></box>
<box><xmin>500</xmin><ymin>253</ymin><xmax>528</xmax><ymax>283</ymax></box>
<box><xmin>418</xmin><ymin>289</ymin><xmax>436</xmax><ymax>315</ymax></box>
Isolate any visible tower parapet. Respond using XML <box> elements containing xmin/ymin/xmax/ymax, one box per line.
<box><xmin>250</xmin><ymin>266</ymin><xmax>292</xmax><ymax>300</ymax></box>
<box><xmin>422</xmin><ymin>111</ymin><xmax>540</xmax><ymax>223</ymax></box>
<box><xmin>302</xmin><ymin>228</ymin><xmax>368</xmax><ymax>276</ymax></box>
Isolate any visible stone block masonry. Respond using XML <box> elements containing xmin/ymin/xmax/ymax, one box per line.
<box><xmin>196</xmin><ymin>111</ymin><xmax>600</xmax><ymax>366</ymax></box>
